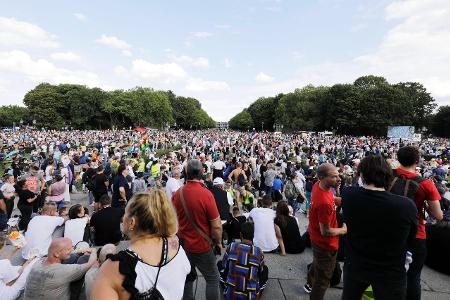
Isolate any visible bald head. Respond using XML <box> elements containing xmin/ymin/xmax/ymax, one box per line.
<box><xmin>317</xmin><ymin>163</ymin><xmax>336</xmax><ymax>180</ymax></box>
<box><xmin>48</xmin><ymin>238</ymin><xmax>72</xmax><ymax>260</ymax></box>
<box><xmin>99</xmin><ymin>244</ymin><xmax>117</xmax><ymax>264</ymax></box>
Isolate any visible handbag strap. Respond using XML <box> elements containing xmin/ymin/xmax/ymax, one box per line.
<box><xmin>153</xmin><ymin>237</ymin><xmax>168</xmax><ymax>291</ymax></box>
<box><xmin>179</xmin><ymin>187</ymin><xmax>214</xmax><ymax>247</ymax></box>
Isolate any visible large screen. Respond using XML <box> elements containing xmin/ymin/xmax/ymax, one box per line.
<box><xmin>387</xmin><ymin>126</ymin><xmax>415</xmax><ymax>139</ymax></box>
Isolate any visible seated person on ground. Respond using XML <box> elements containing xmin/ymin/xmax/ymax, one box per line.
<box><xmin>249</xmin><ymin>195</ymin><xmax>285</xmax><ymax>255</ymax></box>
<box><xmin>23</xmin><ymin>237</ymin><xmax>97</xmax><ymax>300</ymax></box>
<box><xmin>22</xmin><ymin>203</ymin><xmax>65</xmax><ymax>259</ymax></box>
<box><xmin>218</xmin><ymin>222</ymin><xmax>269</xmax><ymax>300</ymax></box>
<box><xmin>84</xmin><ymin>244</ymin><xmax>117</xmax><ymax>299</ymax></box>
<box><xmin>274</xmin><ymin>201</ymin><xmax>305</xmax><ymax>254</ymax></box>
<box><xmin>227</xmin><ymin>206</ymin><xmax>247</xmax><ymax>241</ymax></box>
<box><xmin>90</xmin><ymin>194</ymin><xmax>123</xmax><ymax>246</ymax></box>
<box><xmin>0</xmin><ymin>236</ymin><xmax>39</xmax><ymax>300</ymax></box>
<box><xmin>64</xmin><ymin>204</ymin><xmax>90</xmax><ymax>246</ymax></box>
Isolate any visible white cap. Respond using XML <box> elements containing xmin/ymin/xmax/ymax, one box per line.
<box><xmin>213</xmin><ymin>177</ymin><xmax>224</xmax><ymax>185</ymax></box>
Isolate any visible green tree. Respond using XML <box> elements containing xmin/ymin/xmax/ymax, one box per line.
<box><xmin>247</xmin><ymin>94</ymin><xmax>282</xmax><ymax>131</ymax></box>
<box><xmin>23</xmin><ymin>83</ymin><xmax>65</xmax><ymax>129</ymax></box>
<box><xmin>0</xmin><ymin>105</ymin><xmax>30</xmax><ymax>127</ymax></box>
<box><xmin>229</xmin><ymin>110</ymin><xmax>254</xmax><ymax>130</ymax></box>
<box><xmin>430</xmin><ymin>106</ymin><xmax>450</xmax><ymax>137</ymax></box>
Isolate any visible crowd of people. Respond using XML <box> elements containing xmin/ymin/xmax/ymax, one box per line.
<box><xmin>0</xmin><ymin>128</ymin><xmax>449</xmax><ymax>300</ymax></box>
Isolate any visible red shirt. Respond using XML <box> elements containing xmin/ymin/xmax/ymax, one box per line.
<box><xmin>172</xmin><ymin>181</ymin><xmax>220</xmax><ymax>254</ymax></box>
<box><xmin>395</xmin><ymin>168</ymin><xmax>441</xmax><ymax>239</ymax></box>
<box><xmin>308</xmin><ymin>181</ymin><xmax>339</xmax><ymax>251</ymax></box>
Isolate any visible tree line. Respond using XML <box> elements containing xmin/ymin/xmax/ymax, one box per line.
<box><xmin>0</xmin><ymin>83</ymin><xmax>216</xmax><ymax>130</ymax></box>
<box><xmin>229</xmin><ymin>75</ymin><xmax>450</xmax><ymax>138</ymax></box>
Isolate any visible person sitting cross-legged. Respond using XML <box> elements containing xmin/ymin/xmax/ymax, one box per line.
<box><xmin>218</xmin><ymin>221</ymin><xmax>269</xmax><ymax>300</ymax></box>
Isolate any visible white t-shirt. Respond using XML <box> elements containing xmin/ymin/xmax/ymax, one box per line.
<box><xmin>249</xmin><ymin>207</ymin><xmax>278</xmax><ymax>252</ymax></box>
<box><xmin>165</xmin><ymin>177</ymin><xmax>181</xmax><ymax>200</ymax></box>
<box><xmin>1</xmin><ymin>183</ymin><xmax>15</xmax><ymax>198</ymax></box>
<box><xmin>213</xmin><ymin>160</ymin><xmax>226</xmax><ymax>170</ymax></box>
<box><xmin>64</xmin><ymin>218</ymin><xmax>89</xmax><ymax>246</ymax></box>
<box><xmin>22</xmin><ymin>216</ymin><xmax>65</xmax><ymax>259</ymax></box>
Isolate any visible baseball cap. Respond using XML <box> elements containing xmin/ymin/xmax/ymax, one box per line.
<box><xmin>213</xmin><ymin>177</ymin><xmax>224</xmax><ymax>185</ymax></box>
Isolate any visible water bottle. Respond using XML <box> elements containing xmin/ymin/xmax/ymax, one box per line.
<box><xmin>405</xmin><ymin>251</ymin><xmax>413</xmax><ymax>271</ymax></box>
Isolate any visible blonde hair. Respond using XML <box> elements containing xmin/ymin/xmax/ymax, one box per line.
<box><xmin>42</xmin><ymin>203</ymin><xmax>58</xmax><ymax>214</ymax></box>
<box><xmin>126</xmin><ymin>190</ymin><xmax>178</xmax><ymax>237</ymax></box>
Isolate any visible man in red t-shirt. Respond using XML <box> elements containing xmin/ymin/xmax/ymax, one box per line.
<box><xmin>304</xmin><ymin>163</ymin><xmax>347</xmax><ymax>300</ymax></box>
<box><xmin>395</xmin><ymin>146</ymin><xmax>443</xmax><ymax>300</ymax></box>
<box><xmin>172</xmin><ymin>159</ymin><xmax>222</xmax><ymax>300</ymax></box>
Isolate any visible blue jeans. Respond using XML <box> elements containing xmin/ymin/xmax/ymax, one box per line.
<box><xmin>50</xmin><ymin>200</ymin><xmax>65</xmax><ymax>209</ymax></box>
<box><xmin>287</xmin><ymin>198</ymin><xmax>300</xmax><ymax>214</ymax></box>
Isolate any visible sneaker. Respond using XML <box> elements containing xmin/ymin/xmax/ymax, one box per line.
<box><xmin>303</xmin><ymin>283</ymin><xmax>312</xmax><ymax>294</ymax></box>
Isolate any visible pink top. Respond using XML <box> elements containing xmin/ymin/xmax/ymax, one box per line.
<box><xmin>47</xmin><ymin>180</ymin><xmax>66</xmax><ymax>201</ymax></box>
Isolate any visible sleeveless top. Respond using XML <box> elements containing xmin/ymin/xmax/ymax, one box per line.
<box><xmin>110</xmin><ymin>238</ymin><xmax>191</xmax><ymax>300</ymax></box>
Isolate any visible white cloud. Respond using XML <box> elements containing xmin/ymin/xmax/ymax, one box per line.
<box><xmin>0</xmin><ymin>50</ymin><xmax>99</xmax><ymax>86</ymax></box>
<box><xmin>291</xmin><ymin>51</ymin><xmax>304</xmax><ymax>60</ymax></box>
<box><xmin>114</xmin><ymin>65</ymin><xmax>128</xmax><ymax>77</ymax></box>
<box><xmin>121</xmin><ymin>50</ymin><xmax>133</xmax><ymax>57</ymax></box>
<box><xmin>215</xmin><ymin>24</ymin><xmax>231</xmax><ymax>29</ymax></box>
<box><xmin>352</xmin><ymin>0</ymin><xmax>450</xmax><ymax>103</ymax></box>
<box><xmin>132</xmin><ymin>59</ymin><xmax>187</xmax><ymax>84</ymax></box>
<box><xmin>185</xmin><ymin>78</ymin><xmax>230</xmax><ymax>92</ymax></box>
<box><xmin>191</xmin><ymin>31</ymin><xmax>213</xmax><ymax>38</ymax></box>
<box><xmin>96</xmin><ymin>34</ymin><xmax>132</xmax><ymax>54</ymax></box>
<box><xmin>166</xmin><ymin>53</ymin><xmax>210</xmax><ymax>69</ymax></box>
<box><xmin>255</xmin><ymin>72</ymin><xmax>274</xmax><ymax>83</ymax></box>
<box><xmin>0</xmin><ymin>17</ymin><xmax>59</xmax><ymax>48</ymax></box>
<box><xmin>73</xmin><ymin>13</ymin><xmax>87</xmax><ymax>22</ymax></box>
<box><xmin>224</xmin><ymin>58</ymin><xmax>232</xmax><ymax>68</ymax></box>
<box><xmin>50</xmin><ymin>51</ymin><xmax>81</xmax><ymax>61</ymax></box>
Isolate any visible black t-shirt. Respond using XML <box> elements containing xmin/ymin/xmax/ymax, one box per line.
<box><xmin>342</xmin><ymin>187</ymin><xmax>418</xmax><ymax>280</ymax></box>
<box><xmin>112</xmin><ymin>174</ymin><xmax>130</xmax><ymax>207</ymax></box>
<box><xmin>17</xmin><ymin>189</ymin><xmax>35</xmax><ymax>207</ymax></box>
<box><xmin>210</xmin><ymin>186</ymin><xmax>230</xmax><ymax>221</ymax></box>
<box><xmin>90</xmin><ymin>207</ymin><xmax>124</xmax><ymax>246</ymax></box>
<box><xmin>260</xmin><ymin>165</ymin><xmax>267</xmax><ymax>182</ymax></box>
<box><xmin>275</xmin><ymin>216</ymin><xmax>305</xmax><ymax>254</ymax></box>
<box><xmin>94</xmin><ymin>173</ymin><xmax>108</xmax><ymax>195</ymax></box>
<box><xmin>227</xmin><ymin>215</ymin><xmax>247</xmax><ymax>239</ymax></box>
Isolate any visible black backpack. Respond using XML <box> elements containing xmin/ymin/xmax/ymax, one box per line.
<box><xmin>388</xmin><ymin>169</ymin><xmax>426</xmax><ymax>216</ymax></box>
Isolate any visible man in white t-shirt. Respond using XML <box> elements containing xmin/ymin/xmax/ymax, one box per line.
<box><xmin>212</xmin><ymin>155</ymin><xmax>226</xmax><ymax>179</ymax></box>
<box><xmin>249</xmin><ymin>195</ymin><xmax>283</xmax><ymax>253</ymax></box>
<box><xmin>22</xmin><ymin>203</ymin><xmax>65</xmax><ymax>259</ymax></box>
<box><xmin>166</xmin><ymin>169</ymin><xmax>182</xmax><ymax>200</ymax></box>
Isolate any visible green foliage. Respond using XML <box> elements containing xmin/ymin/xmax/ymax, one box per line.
<box><xmin>229</xmin><ymin>110</ymin><xmax>254</xmax><ymax>130</ymax></box>
<box><xmin>229</xmin><ymin>76</ymin><xmax>438</xmax><ymax>136</ymax></box>
<box><xmin>0</xmin><ymin>105</ymin><xmax>30</xmax><ymax>127</ymax></box>
<box><xmin>247</xmin><ymin>94</ymin><xmax>283</xmax><ymax>131</ymax></box>
<box><xmin>12</xmin><ymin>83</ymin><xmax>214</xmax><ymax>129</ymax></box>
<box><xmin>169</xmin><ymin>96</ymin><xmax>215</xmax><ymax>129</ymax></box>
<box><xmin>430</xmin><ymin>106</ymin><xmax>450</xmax><ymax>137</ymax></box>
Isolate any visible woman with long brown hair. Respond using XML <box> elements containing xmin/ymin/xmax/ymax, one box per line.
<box><xmin>274</xmin><ymin>201</ymin><xmax>305</xmax><ymax>254</ymax></box>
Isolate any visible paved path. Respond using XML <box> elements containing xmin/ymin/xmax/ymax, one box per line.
<box><xmin>2</xmin><ymin>192</ymin><xmax>449</xmax><ymax>299</ymax></box>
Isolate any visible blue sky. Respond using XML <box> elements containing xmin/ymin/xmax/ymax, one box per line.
<box><xmin>0</xmin><ymin>0</ymin><xmax>449</xmax><ymax>121</ymax></box>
